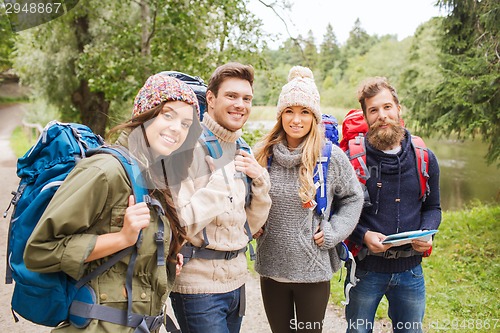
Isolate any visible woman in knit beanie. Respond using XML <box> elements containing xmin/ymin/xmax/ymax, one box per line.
<box><xmin>253</xmin><ymin>66</ymin><xmax>363</xmax><ymax>333</ymax></box>
<box><xmin>24</xmin><ymin>73</ymin><xmax>202</xmax><ymax>332</ymax></box>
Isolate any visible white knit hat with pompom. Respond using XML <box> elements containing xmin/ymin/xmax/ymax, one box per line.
<box><xmin>277</xmin><ymin>66</ymin><xmax>321</xmax><ymax>123</ymax></box>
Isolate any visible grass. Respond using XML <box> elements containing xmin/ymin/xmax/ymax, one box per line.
<box><xmin>0</xmin><ymin>95</ymin><xmax>30</xmax><ymax>104</ymax></box>
<box><xmin>10</xmin><ymin>126</ymin><xmax>37</xmax><ymax>157</ymax></box>
<box><xmin>422</xmin><ymin>202</ymin><xmax>499</xmax><ymax>332</ymax></box>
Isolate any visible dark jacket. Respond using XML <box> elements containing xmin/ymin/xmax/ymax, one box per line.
<box><xmin>348</xmin><ymin>130</ymin><xmax>441</xmax><ymax>273</ymax></box>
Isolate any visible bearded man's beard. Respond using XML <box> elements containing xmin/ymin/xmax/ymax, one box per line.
<box><xmin>366</xmin><ymin>118</ymin><xmax>405</xmax><ymax>151</ymax></box>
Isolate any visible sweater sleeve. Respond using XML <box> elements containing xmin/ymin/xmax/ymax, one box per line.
<box><xmin>176</xmin><ymin>170</ymin><xmax>234</xmax><ymax>238</ymax></box>
<box><xmin>174</xmin><ymin>145</ymin><xmax>234</xmax><ymax>238</ymax></box>
<box><xmin>420</xmin><ymin>150</ymin><xmax>442</xmax><ymax>230</ymax></box>
<box><xmin>321</xmin><ymin>145</ymin><xmax>364</xmax><ymax>249</ymax></box>
<box><xmin>245</xmin><ymin>168</ymin><xmax>272</xmax><ymax>234</ymax></box>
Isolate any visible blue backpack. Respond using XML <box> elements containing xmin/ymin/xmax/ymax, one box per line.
<box><xmin>4</xmin><ymin>121</ymin><xmax>179</xmax><ymax>332</ymax></box>
<box><xmin>161</xmin><ymin>71</ymin><xmax>208</xmax><ymax>120</ymax></box>
<box><xmin>313</xmin><ymin>113</ymin><xmax>340</xmax><ymax>216</ymax></box>
<box><xmin>322</xmin><ymin>113</ymin><xmax>339</xmax><ymax>147</ymax></box>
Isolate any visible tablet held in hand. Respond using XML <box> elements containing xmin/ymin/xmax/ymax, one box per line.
<box><xmin>382</xmin><ymin>230</ymin><xmax>439</xmax><ymax>246</ymax></box>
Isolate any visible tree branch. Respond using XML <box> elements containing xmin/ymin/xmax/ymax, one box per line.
<box><xmin>256</xmin><ymin>0</ymin><xmax>306</xmax><ymax>59</ymax></box>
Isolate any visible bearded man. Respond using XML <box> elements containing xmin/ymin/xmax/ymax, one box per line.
<box><xmin>344</xmin><ymin>77</ymin><xmax>442</xmax><ymax>333</ymax></box>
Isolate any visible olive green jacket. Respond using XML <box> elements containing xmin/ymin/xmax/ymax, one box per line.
<box><xmin>24</xmin><ymin>139</ymin><xmax>175</xmax><ymax>333</ymax></box>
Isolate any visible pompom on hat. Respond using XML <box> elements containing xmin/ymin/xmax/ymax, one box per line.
<box><xmin>277</xmin><ymin>66</ymin><xmax>321</xmax><ymax>123</ymax></box>
<box><xmin>132</xmin><ymin>73</ymin><xmax>200</xmax><ymax>118</ymax></box>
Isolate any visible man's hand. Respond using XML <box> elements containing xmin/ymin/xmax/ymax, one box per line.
<box><xmin>235</xmin><ymin>150</ymin><xmax>265</xmax><ymax>179</ymax></box>
<box><xmin>176</xmin><ymin>253</ymin><xmax>184</xmax><ymax>276</ymax></box>
<box><xmin>363</xmin><ymin>230</ymin><xmax>392</xmax><ymax>253</ymax></box>
<box><xmin>253</xmin><ymin>227</ymin><xmax>264</xmax><ymax>239</ymax></box>
<box><xmin>412</xmin><ymin>238</ymin><xmax>432</xmax><ymax>253</ymax></box>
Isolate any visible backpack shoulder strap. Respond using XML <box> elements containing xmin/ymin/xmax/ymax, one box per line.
<box><xmin>347</xmin><ymin>135</ymin><xmax>370</xmax><ymax>185</ymax></box>
<box><xmin>235</xmin><ymin>137</ymin><xmax>254</xmax><ymax>257</ymax></box>
<box><xmin>87</xmin><ymin>146</ymin><xmax>150</xmax><ymax>205</ymax></box>
<box><xmin>236</xmin><ymin>137</ymin><xmax>252</xmax><ymax>206</ymax></box>
<box><xmin>236</xmin><ymin>136</ymin><xmax>251</xmax><ymax>154</ymax></box>
<box><xmin>410</xmin><ymin>135</ymin><xmax>430</xmax><ymax>201</ymax></box>
<box><xmin>313</xmin><ymin>141</ymin><xmax>332</xmax><ymax>216</ymax></box>
<box><xmin>199</xmin><ymin>123</ymin><xmax>223</xmax><ymax>159</ymax></box>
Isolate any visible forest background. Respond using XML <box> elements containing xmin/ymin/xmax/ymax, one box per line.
<box><xmin>0</xmin><ymin>0</ymin><xmax>498</xmax><ymax>165</ymax></box>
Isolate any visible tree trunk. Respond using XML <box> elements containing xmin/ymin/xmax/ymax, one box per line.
<box><xmin>72</xmin><ymin>80</ymin><xmax>110</xmax><ymax>136</ymax></box>
<box><xmin>71</xmin><ymin>15</ymin><xmax>110</xmax><ymax>136</ymax></box>
<box><xmin>140</xmin><ymin>0</ymin><xmax>151</xmax><ymax>57</ymax></box>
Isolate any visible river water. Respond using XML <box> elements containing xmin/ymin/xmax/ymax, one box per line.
<box><xmin>245</xmin><ymin>121</ymin><xmax>499</xmax><ymax>211</ymax></box>
<box><xmin>425</xmin><ymin>136</ymin><xmax>499</xmax><ymax>211</ymax></box>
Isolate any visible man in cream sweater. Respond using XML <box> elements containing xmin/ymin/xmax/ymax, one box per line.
<box><xmin>170</xmin><ymin>62</ymin><xmax>271</xmax><ymax>333</ymax></box>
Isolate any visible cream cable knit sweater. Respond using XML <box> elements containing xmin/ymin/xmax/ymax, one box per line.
<box><xmin>173</xmin><ymin>113</ymin><xmax>271</xmax><ymax>294</ymax></box>
<box><xmin>255</xmin><ymin>141</ymin><xmax>363</xmax><ymax>283</ymax></box>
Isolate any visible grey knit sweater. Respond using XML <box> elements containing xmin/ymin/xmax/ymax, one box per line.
<box><xmin>255</xmin><ymin>141</ymin><xmax>363</xmax><ymax>283</ymax></box>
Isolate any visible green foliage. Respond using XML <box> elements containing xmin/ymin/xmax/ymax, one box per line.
<box><xmin>12</xmin><ymin>0</ymin><xmax>267</xmax><ymax>133</ymax></box>
<box><xmin>409</xmin><ymin>0</ymin><xmax>500</xmax><ymax>165</ymax></box>
<box><xmin>400</xmin><ymin>17</ymin><xmax>444</xmax><ymax>132</ymax></box>
<box><xmin>13</xmin><ymin>16</ymin><xmax>81</xmax><ymax>121</ymax></box>
<box><xmin>8</xmin><ymin>0</ymin><xmax>498</xmax><ymax>166</ymax></box>
<box><xmin>10</xmin><ymin>126</ymin><xmax>35</xmax><ymax>157</ymax></box>
<box><xmin>302</xmin><ymin>30</ymin><xmax>318</xmax><ymax>69</ymax></box>
<box><xmin>24</xmin><ymin>98</ymin><xmax>61</xmax><ymax>126</ymax></box>
<box><xmin>252</xmin><ymin>56</ymin><xmax>287</xmax><ymax>106</ymax></box>
<box><xmin>275</xmin><ymin>38</ymin><xmax>304</xmax><ymax>66</ymax></box>
<box><xmin>337</xmin><ymin>19</ymin><xmax>377</xmax><ymax>76</ymax></box>
<box><xmin>0</xmin><ymin>7</ymin><xmax>15</xmax><ymax>71</ymax></box>
<box><xmin>241</xmin><ymin>125</ymin><xmax>266</xmax><ymax>149</ymax></box>
<box><xmin>318</xmin><ymin>23</ymin><xmax>340</xmax><ymax>82</ymax></box>
<box><xmin>0</xmin><ymin>94</ymin><xmax>28</xmax><ymax>103</ymax></box>
<box><xmin>322</xmin><ymin>36</ymin><xmax>410</xmax><ymax>110</ymax></box>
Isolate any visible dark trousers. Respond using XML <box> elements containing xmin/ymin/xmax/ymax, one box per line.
<box><xmin>260</xmin><ymin>276</ymin><xmax>330</xmax><ymax>333</ymax></box>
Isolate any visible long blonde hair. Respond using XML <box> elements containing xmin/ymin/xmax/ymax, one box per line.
<box><xmin>254</xmin><ymin>115</ymin><xmax>324</xmax><ymax>204</ymax></box>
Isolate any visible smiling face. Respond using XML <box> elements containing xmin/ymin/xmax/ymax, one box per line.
<box><xmin>145</xmin><ymin>100</ymin><xmax>194</xmax><ymax>157</ymax></box>
<box><xmin>281</xmin><ymin>105</ymin><xmax>314</xmax><ymax>148</ymax></box>
<box><xmin>206</xmin><ymin>77</ymin><xmax>253</xmax><ymax>132</ymax></box>
<box><xmin>364</xmin><ymin>88</ymin><xmax>405</xmax><ymax>150</ymax></box>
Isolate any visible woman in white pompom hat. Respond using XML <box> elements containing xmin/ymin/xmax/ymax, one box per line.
<box><xmin>253</xmin><ymin>66</ymin><xmax>364</xmax><ymax>332</ymax></box>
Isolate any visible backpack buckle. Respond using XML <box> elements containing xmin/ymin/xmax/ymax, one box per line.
<box><xmin>383</xmin><ymin>250</ymin><xmax>401</xmax><ymax>259</ymax></box>
<box><xmin>224</xmin><ymin>250</ymin><xmax>239</xmax><ymax>260</ymax></box>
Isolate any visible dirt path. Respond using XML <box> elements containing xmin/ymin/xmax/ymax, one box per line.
<box><xmin>0</xmin><ymin>103</ymin><xmax>51</xmax><ymax>332</ymax></box>
<box><xmin>0</xmin><ymin>103</ymin><xmax>348</xmax><ymax>332</ymax></box>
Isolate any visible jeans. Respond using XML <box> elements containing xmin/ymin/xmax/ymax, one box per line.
<box><xmin>345</xmin><ymin>264</ymin><xmax>426</xmax><ymax>333</ymax></box>
<box><xmin>170</xmin><ymin>286</ymin><xmax>243</xmax><ymax>333</ymax></box>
